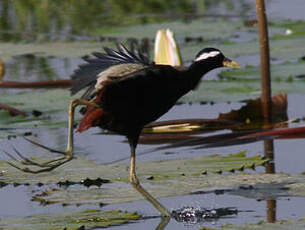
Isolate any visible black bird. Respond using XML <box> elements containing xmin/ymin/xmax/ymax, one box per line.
<box><xmin>7</xmin><ymin>44</ymin><xmax>240</xmax><ymax>216</ymax></box>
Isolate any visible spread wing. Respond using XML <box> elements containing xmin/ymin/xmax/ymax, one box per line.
<box><xmin>70</xmin><ymin>43</ymin><xmax>151</xmax><ymax>99</ymax></box>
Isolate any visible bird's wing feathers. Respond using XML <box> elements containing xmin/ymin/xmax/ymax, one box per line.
<box><xmin>70</xmin><ymin>43</ymin><xmax>151</xmax><ymax>98</ymax></box>
<box><xmin>100</xmin><ymin>65</ymin><xmax>181</xmax><ymax>115</ymax></box>
<box><xmin>91</xmin><ymin>63</ymin><xmax>148</xmax><ymax>100</ymax></box>
<box><xmin>78</xmin><ymin>64</ymin><xmax>182</xmax><ymax>133</ymax></box>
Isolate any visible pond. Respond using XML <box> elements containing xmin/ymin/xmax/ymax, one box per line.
<box><xmin>1</xmin><ymin>0</ymin><xmax>305</xmax><ymax>229</ymax></box>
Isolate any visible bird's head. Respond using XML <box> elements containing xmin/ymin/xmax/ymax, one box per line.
<box><xmin>194</xmin><ymin>48</ymin><xmax>240</xmax><ymax>69</ymax></box>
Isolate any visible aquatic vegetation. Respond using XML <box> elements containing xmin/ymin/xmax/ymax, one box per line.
<box><xmin>0</xmin><ymin>209</ymin><xmax>141</xmax><ymax>230</ymax></box>
<box><xmin>0</xmin><ymin>0</ymin><xmax>305</xmax><ymax>228</ymax></box>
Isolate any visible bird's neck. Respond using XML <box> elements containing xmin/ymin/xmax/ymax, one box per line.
<box><xmin>182</xmin><ymin>60</ymin><xmax>220</xmax><ymax>91</ymax></box>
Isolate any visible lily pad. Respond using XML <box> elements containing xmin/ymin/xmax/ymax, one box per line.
<box><xmin>178</xmin><ymin>37</ymin><xmax>305</xmax><ymax>62</ymax></box>
<box><xmin>272</xmin><ymin>20</ymin><xmax>305</xmax><ymax>40</ymax></box>
<box><xmin>219</xmin><ymin>61</ymin><xmax>305</xmax><ymax>81</ymax></box>
<box><xmin>3</xmin><ymin>151</ymin><xmax>299</xmax><ymax>206</ymax></box>
<box><xmin>30</xmin><ymin>173</ymin><xmax>300</xmax><ymax>206</ymax></box>
<box><xmin>219</xmin><ymin>218</ymin><xmax>305</xmax><ymax>230</ymax></box>
<box><xmin>0</xmin><ymin>89</ymin><xmax>72</xmax><ymax>133</ymax></box>
<box><xmin>0</xmin><ymin>151</ymin><xmax>269</xmax><ymax>185</ymax></box>
<box><xmin>0</xmin><ymin>30</ymin><xmax>304</xmax><ymax>63</ymax></box>
<box><xmin>94</xmin><ymin>19</ymin><xmax>248</xmax><ymax>41</ymax></box>
<box><xmin>181</xmin><ymin>80</ymin><xmax>305</xmax><ymax>103</ymax></box>
<box><xmin>1</xmin><ymin>89</ymin><xmax>70</xmax><ymax>112</ymax></box>
<box><xmin>0</xmin><ymin>41</ymin><xmax>113</xmax><ymax>62</ymax></box>
<box><xmin>0</xmin><ymin>209</ymin><xmax>140</xmax><ymax>230</ymax></box>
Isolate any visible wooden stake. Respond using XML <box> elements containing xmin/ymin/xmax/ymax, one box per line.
<box><xmin>256</xmin><ymin>0</ymin><xmax>272</xmax><ymax>121</ymax></box>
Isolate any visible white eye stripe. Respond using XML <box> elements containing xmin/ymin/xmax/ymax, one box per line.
<box><xmin>195</xmin><ymin>51</ymin><xmax>220</xmax><ymax>61</ymax></box>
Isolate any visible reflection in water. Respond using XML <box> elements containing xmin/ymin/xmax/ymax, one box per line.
<box><xmin>264</xmin><ymin>139</ymin><xmax>276</xmax><ymax>223</ymax></box>
<box><xmin>264</xmin><ymin>140</ymin><xmax>275</xmax><ymax>174</ymax></box>
<box><xmin>3</xmin><ymin>55</ymin><xmax>81</xmax><ymax>83</ymax></box>
<box><xmin>0</xmin><ymin>0</ymin><xmax>253</xmax><ymax>42</ymax></box>
<box><xmin>266</xmin><ymin>199</ymin><xmax>276</xmax><ymax>223</ymax></box>
<box><xmin>155</xmin><ymin>216</ymin><xmax>170</xmax><ymax>230</ymax></box>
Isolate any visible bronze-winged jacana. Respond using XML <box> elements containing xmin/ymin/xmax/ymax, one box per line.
<box><xmin>6</xmin><ymin>44</ymin><xmax>240</xmax><ymax>217</ymax></box>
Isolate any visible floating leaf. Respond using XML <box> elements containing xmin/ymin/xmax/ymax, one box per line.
<box><xmin>1</xmin><ymin>89</ymin><xmax>70</xmax><ymax>112</ymax></box>
<box><xmin>0</xmin><ymin>151</ymin><xmax>287</xmax><ymax>206</ymax></box>
<box><xmin>0</xmin><ymin>41</ymin><xmax>113</xmax><ymax>62</ymax></box>
<box><xmin>219</xmin><ymin>61</ymin><xmax>305</xmax><ymax>81</ymax></box>
<box><xmin>181</xmin><ymin>80</ymin><xmax>305</xmax><ymax>103</ymax></box>
<box><xmin>179</xmin><ymin>37</ymin><xmax>305</xmax><ymax>62</ymax></box>
<box><xmin>0</xmin><ymin>21</ymin><xmax>304</xmax><ymax>62</ymax></box>
<box><xmin>219</xmin><ymin>217</ymin><xmax>305</xmax><ymax>230</ymax></box>
<box><xmin>30</xmin><ymin>173</ymin><xmax>299</xmax><ymax>206</ymax></box>
<box><xmin>0</xmin><ymin>209</ymin><xmax>140</xmax><ymax>230</ymax></box>
<box><xmin>0</xmin><ymin>89</ymin><xmax>72</xmax><ymax>133</ymax></box>
<box><xmin>0</xmin><ymin>151</ymin><xmax>269</xmax><ymax>185</ymax></box>
<box><xmin>0</xmin><ymin>103</ymin><xmax>28</xmax><ymax>117</ymax></box>
<box><xmin>272</xmin><ymin>20</ymin><xmax>305</xmax><ymax>40</ymax></box>
<box><xmin>94</xmin><ymin>19</ymin><xmax>247</xmax><ymax>42</ymax></box>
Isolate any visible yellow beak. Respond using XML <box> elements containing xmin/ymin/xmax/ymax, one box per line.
<box><xmin>223</xmin><ymin>58</ymin><xmax>241</xmax><ymax>68</ymax></box>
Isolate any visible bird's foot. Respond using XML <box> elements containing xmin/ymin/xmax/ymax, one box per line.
<box><xmin>2</xmin><ymin>139</ymin><xmax>73</xmax><ymax>174</ymax></box>
<box><xmin>23</xmin><ymin>137</ymin><xmax>67</xmax><ymax>155</ymax></box>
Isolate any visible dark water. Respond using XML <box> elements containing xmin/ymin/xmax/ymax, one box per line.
<box><xmin>1</xmin><ymin>0</ymin><xmax>305</xmax><ymax>229</ymax></box>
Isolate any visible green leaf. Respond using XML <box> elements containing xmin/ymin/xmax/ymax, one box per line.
<box><xmin>179</xmin><ymin>37</ymin><xmax>305</xmax><ymax>61</ymax></box>
<box><xmin>94</xmin><ymin>19</ymin><xmax>247</xmax><ymax>42</ymax></box>
<box><xmin>271</xmin><ymin>20</ymin><xmax>305</xmax><ymax>40</ymax></box>
<box><xmin>30</xmin><ymin>173</ymin><xmax>300</xmax><ymax>206</ymax></box>
<box><xmin>0</xmin><ymin>209</ymin><xmax>140</xmax><ymax>230</ymax></box>
<box><xmin>2</xmin><ymin>152</ymin><xmax>295</xmax><ymax>206</ymax></box>
<box><xmin>220</xmin><ymin>218</ymin><xmax>305</xmax><ymax>230</ymax></box>
<box><xmin>0</xmin><ymin>89</ymin><xmax>72</xmax><ymax>133</ymax></box>
<box><xmin>0</xmin><ymin>41</ymin><xmax>113</xmax><ymax>62</ymax></box>
<box><xmin>181</xmin><ymin>80</ymin><xmax>305</xmax><ymax>103</ymax></box>
<box><xmin>0</xmin><ymin>151</ymin><xmax>269</xmax><ymax>185</ymax></box>
<box><xmin>219</xmin><ymin>61</ymin><xmax>305</xmax><ymax>81</ymax></box>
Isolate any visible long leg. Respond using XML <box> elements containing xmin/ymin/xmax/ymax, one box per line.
<box><xmin>65</xmin><ymin>99</ymin><xmax>100</xmax><ymax>154</ymax></box>
<box><xmin>5</xmin><ymin>99</ymin><xmax>100</xmax><ymax>173</ymax></box>
<box><xmin>128</xmin><ymin>138</ymin><xmax>170</xmax><ymax>217</ymax></box>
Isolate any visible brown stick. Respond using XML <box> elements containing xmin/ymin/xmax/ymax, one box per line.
<box><xmin>0</xmin><ymin>103</ymin><xmax>27</xmax><ymax>116</ymax></box>
<box><xmin>256</xmin><ymin>0</ymin><xmax>272</xmax><ymax>121</ymax></box>
<box><xmin>0</xmin><ymin>80</ymin><xmax>71</xmax><ymax>89</ymax></box>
